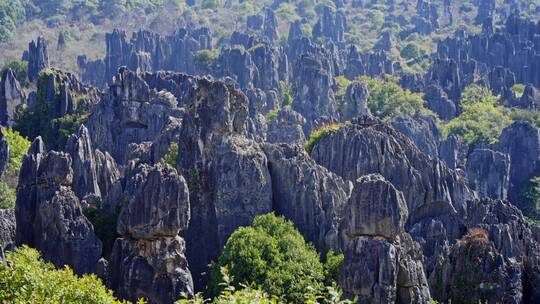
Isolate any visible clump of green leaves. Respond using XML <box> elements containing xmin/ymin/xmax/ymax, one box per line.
<box><xmin>161</xmin><ymin>143</ymin><xmax>179</xmax><ymax>168</ymax></box>
<box><xmin>207</xmin><ymin>213</ymin><xmax>332</xmax><ymax>303</ymax></box>
<box><xmin>305</xmin><ymin>123</ymin><xmax>343</xmax><ymax>154</ymax></box>
<box><xmin>195</xmin><ymin>49</ymin><xmax>220</xmax><ymax>71</ymax></box>
<box><xmin>511</xmin><ymin>84</ymin><xmax>526</xmax><ymax>99</ymax></box>
<box><xmin>442</xmin><ymin>85</ymin><xmax>512</xmax><ymax>146</ymax></box>
<box><xmin>279</xmin><ymin>80</ymin><xmax>293</xmax><ymax>107</ymax></box>
<box><xmin>0</xmin><ymin>182</ymin><xmax>16</xmax><ymax>209</ymax></box>
<box><xmin>1</xmin><ymin>60</ymin><xmax>28</xmax><ymax>85</ymax></box>
<box><xmin>0</xmin><ymin>246</ymin><xmax>135</xmax><ymax>303</ymax></box>
<box><xmin>2</xmin><ymin>128</ymin><xmax>30</xmax><ymax>174</ymax></box>
<box><xmin>523</xmin><ymin>176</ymin><xmax>540</xmax><ymax>222</ymax></box>
<box><xmin>358</xmin><ymin>75</ymin><xmax>432</xmax><ymax>121</ymax></box>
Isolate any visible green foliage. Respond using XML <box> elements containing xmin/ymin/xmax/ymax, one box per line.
<box><xmin>334</xmin><ymin>76</ymin><xmax>351</xmax><ymax>98</ymax></box>
<box><xmin>276</xmin><ymin>3</ymin><xmax>300</xmax><ymax>21</ymax></box>
<box><xmin>305</xmin><ymin>123</ymin><xmax>343</xmax><ymax>154</ymax></box>
<box><xmin>512</xmin><ymin>84</ymin><xmax>526</xmax><ymax>99</ymax></box>
<box><xmin>195</xmin><ymin>49</ymin><xmax>219</xmax><ymax>71</ymax></box>
<box><xmin>266</xmin><ymin>108</ymin><xmax>280</xmax><ymax>123</ymax></box>
<box><xmin>400</xmin><ymin>43</ymin><xmax>426</xmax><ymax>60</ymax></box>
<box><xmin>0</xmin><ymin>0</ymin><xmax>26</xmax><ymax>42</ymax></box>
<box><xmin>279</xmin><ymin>80</ymin><xmax>293</xmax><ymax>107</ymax></box>
<box><xmin>208</xmin><ymin>213</ymin><xmax>327</xmax><ymax>303</ymax></box>
<box><xmin>0</xmin><ymin>246</ymin><xmax>130</xmax><ymax>303</ymax></box>
<box><xmin>0</xmin><ymin>182</ymin><xmax>16</xmax><ymax>209</ymax></box>
<box><xmin>2</xmin><ymin>60</ymin><xmax>28</xmax><ymax>85</ymax></box>
<box><xmin>2</xmin><ymin>128</ymin><xmax>30</xmax><ymax>175</ymax></box>
<box><xmin>323</xmin><ymin>251</ymin><xmax>344</xmax><ymax>286</ymax></box>
<box><xmin>83</xmin><ymin>201</ymin><xmax>119</xmax><ymax>257</ymax></box>
<box><xmin>359</xmin><ymin>76</ymin><xmax>432</xmax><ymax>121</ymax></box>
<box><xmin>442</xmin><ymin>85</ymin><xmax>513</xmax><ymax>146</ymax></box>
<box><xmin>161</xmin><ymin>143</ymin><xmax>179</xmax><ymax>167</ymax></box>
<box><xmin>523</xmin><ymin>176</ymin><xmax>540</xmax><ymax>220</ymax></box>
<box><xmin>13</xmin><ymin>69</ymin><xmax>89</xmax><ymax>150</ymax></box>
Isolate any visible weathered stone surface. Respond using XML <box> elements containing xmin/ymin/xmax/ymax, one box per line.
<box><xmin>0</xmin><ymin>209</ymin><xmax>15</xmax><ymax>261</ymax></box>
<box><xmin>117</xmin><ymin>163</ymin><xmax>190</xmax><ymax>239</ymax></box>
<box><xmin>86</xmin><ymin>68</ymin><xmax>184</xmax><ymax>164</ymax></box>
<box><xmin>498</xmin><ymin>121</ymin><xmax>540</xmax><ymax>211</ymax></box>
<box><xmin>391</xmin><ymin>115</ymin><xmax>441</xmax><ymax>159</ymax></box>
<box><xmin>313</xmin><ymin>5</ymin><xmax>346</xmax><ymax>44</ymax></box>
<box><xmin>108</xmin><ymin>236</ymin><xmax>193</xmax><ymax>304</ymax></box>
<box><xmin>466</xmin><ymin>148</ymin><xmax>510</xmax><ymax>200</ymax></box>
<box><xmin>0</xmin><ymin>68</ymin><xmax>25</xmax><ymax>126</ymax></box>
<box><xmin>108</xmin><ymin>162</ymin><xmax>193</xmax><ymax>304</ymax></box>
<box><xmin>262</xmin><ymin>143</ymin><xmax>350</xmax><ymax>251</ymax></box>
<box><xmin>339</xmin><ymin>174</ymin><xmax>431</xmax><ymax>303</ymax></box>
<box><xmin>342</xmin><ymin>174</ymin><xmax>408</xmax><ymax>240</ymax></box>
<box><xmin>28</xmin><ymin>36</ymin><xmax>49</xmax><ymax>82</ymax></box>
<box><xmin>266</xmin><ymin>108</ymin><xmax>306</xmax><ymax>145</ymax></box>
<box><xmin>66</xmin><ymin>125</ymin><xmax>101</xmax><ymax>199</ymax></box>
<box><xmin>311</xmin><ymin>116</ymin><xmax>473</xmax><ymax>222</ymax></box>
<box><xmin>439</xmin><ymin>135</ymin><xmax>468</xmax><ymax>170</ymax></box>
<box><xmin>15</xmin><ymin>138</ymin><xmax>102</xmax><ymax>274</ymax></box>
<box><xmin>0</xmin><ymin>129</ymin><xmax>8</xmax><ymax>176</ymax></box>
<box><xmin>341</xmin><ymin>82</ymin><xmax>371</xmax><ymax>121</ymax></box>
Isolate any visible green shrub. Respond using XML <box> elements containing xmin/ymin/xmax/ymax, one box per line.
<box><xmin>358</xmin><ymin>76</ymin><xmax>432</xmax><ymax>121</ymax></box>
<box><xmin>195</xmin><ymin>49</ymin><xmax>219</xmax><ymax>71</ymax></box>
<box><xmin>207</xmin><ymin>213</ymin><xmax>327</xmax><ymax>303</ymax></box>
<box><xmin>279</xmin><ymin>80</ymin><xmax>293</xmax><ymax>107</ymax></box>
<box><xmin>2</xmin><ymin>61</ymin><xmax>28</xmax><ymax>85</ymax></box>
<box><xmin>161</xmin><ymin>143</ymin><xmax>179</xmax><ymax>167</ymax></box>
<box><xmin>523</xmin><ymin>176</ymin><xmax>540</xmax><ymax>219</ymax></box>
<box><xmin>334</xmin><ymin>76</ymin><xmax>351</xmax><ymax>99</ymax></box>
<box><xmin>511</xmin><ymin>84</ymin><xmax>526</xmax><ymax>99</ymax></box>
<box><xmin>0</xmin><ymin>246</ymin><xmax>133</xmax><ymax>303</ymax></box>
<box><xmin>0</xmin><ymin>182</ymin><xmax>16</xmax><ymax>209</ymax></box>
<box><xmin>400</xmin><ymin>43</ymin><xmax>425</xmax><ymax>60</ymax></box>
<box><xmin>442</xmin><ymin>85</ymin><xmax>512</xmax><ymax>146</ymax></box>
<box><xmin>2</xmin><ymin>128</ymin><xmax>30</xmax><ymax>175</ymax></box>
<box><xmin>305</xmin><ymin>123</ymin><xmax>343</xmax><ymax>154</ymax></box>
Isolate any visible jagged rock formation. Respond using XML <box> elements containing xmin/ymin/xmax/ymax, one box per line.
<box><xmin>174</xmin><ymin>73</ymin><xmax>273</xmax><ymax>287</ymax></box>
<box><xmin>311</xmin><ymin>116</ymin><xmax>473</xmax><ymax>220</ymax></box>
<box><xmin>27</xmin><ymin>36</ymin><xmax>49</xmax><ymax>82</ymax></box>
<box><xmin>439</xmin><ymin>134</ymin><xmax>467</xmax><ymax>170</ymax></box>
<box><xmin>86</xmin><ymin>68</ymin><xmax>183</xmax><ymax>164</ymax></box>
<box><xmin>313</xmin><ymin>6</ymin><xmax>346</xmax><ymax>44</ymax></box>
<box><xmin>391</xmin><ymin>115</ymin><xmax>441</xmax><ymax>159</ymax></box>
<box><xmin>0</xmin><ymin>129</ymin><xmax>8</xmax><ymax>176</ymax></box>
<box><xmin>266</xmin><ymin>108</ymin><xmax>306</xmax><ymax>145</ymax></box>
<box><xmin>262</xmin><ymin>143</ymin><xmax>350</xmax><ymax>252</ymax></box>
<box><xmin>466</xmin><ymin>148</ymin><xmax>510</xmax><ymax>200</ymax></box>
<box><xmin>15</xmin><ymin>137</ymin><xmax>102</xmax><ymax>274</ymax></box>
<box><xmin>108</xmin><ymin>162</ymin><xmax>193</xmax><ymax>304</ymax></box>
<box><xmin>414</xmin><ymin>0</ymin><xmax>440</xmax><ymax>35</ymax></box>
<box><xmin>0</xmin><ymin>68</ymin><xmax>25</xmax><ymax>126</ymax></box>
<box><xmin>0</xmin><ymin>209</ymin><xmax>15</xmax><ymax>261</ymax></box>
<box><xmin>341</xmin><ymin>82</ymin><xmax>371</xmax><ymax>121</ymax></box>
<box><xmin>339</xmin><ymin>174</ymin><xmax>431</xmax><ymax>303</ymax></box>
<box><xmin>498</xmin><ymin>121</ymin><xmax>540</xmax><ymax>211</ymax></box>
<box><xmin>292</xmin><ymin>54</ymin><xmax>338</xmax><ymax>133</ymax></box>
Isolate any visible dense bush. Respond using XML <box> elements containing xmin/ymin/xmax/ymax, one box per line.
<box><xmin>0</xmin><ymin>246</ymin><xmax>134</xmax><ymax>303</ymax></box>
<box><xmin>359</xmin><ymin>76</ymin><xmax>432</xmax><ymax>121</ymax></box>
<box><xmin>400</xmin><ymin>43</ymin><xmax>426</xmax><ymax>60</ymax></box>
<box><xmin>442</xmin><ymin>85</ymin><xmax>512</xmax><ymax>146</ymax></box>
<box><xmin>194</xmin><ymin>49</ymin><xmax>219</xmax><ymax>72</ymax></box>
<box><xmin>161</xmin><ymin>143</ymin><xmax>179</xmax><ymax>167</ymax></box>
<box><xmin>207</xmin><ymin>213</ymin><xmax>339</xmax><ymax>303</ymax></box>
<box><xmin>0</xmin><ymin>182</ymin><xmax>16</xmax><ymax>209</ymax></box>
<box><xmin>2</xmin><ymin>128</ymin><xmax>30</xmax><ymax>176</ymax></box>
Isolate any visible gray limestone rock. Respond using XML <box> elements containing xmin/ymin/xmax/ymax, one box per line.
<box><xmin>466</xmin><ymin>148</ymin><xmax>510</xmax><ymax>200</ymax></box>
<box><xmin>0</xmin><ymin>68</ymin><xmax>26</xmax><ymax>126</ymax></box>
<box><xmin>0</xmin><ymin>209</ymin><xmax>15</xmax><ymax>261</ymax></box>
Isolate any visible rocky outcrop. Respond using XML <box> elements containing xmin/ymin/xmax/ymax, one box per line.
<box><xmin>108</xmin><ymin>163</ymin><xmax>193</xmax><ymax>304</ymax></box>
<box><xmin>311</xmin><ymin>116</ymin><xmax>473</xmax><ymax>221</ymax></box>
<box><xmin>465</xmin><ymin>148</ymin><xmax>510</xmax><ymax>200</ymax></box>
<box><xmin>414</xmin><ymin>0</ymin><xmax>440</xmax><ymax>35</ymax></box>
<box><xmin>439</xmin><ymin>135</ymin><xmax>468</xmax><ymax>170</ymax></box>
<box><xmin>262</xmin><ymin>143</ymin><xmax>350</xmax><ymax>252</ymax></box>
<box><xmin>391</xmin><ymin>115</ymin><xmax>441</xmax><ymax>159</ymax></box>
<box><xmin>0</xmin><ymin>209</ymin><xmax>15</xmax><ymax>261</ymax></box>
<box><xmin>0</xmin><ymin>68</ymin><xmax>25</xmax><ymax>126</ymax></box>
<box><xmin>65</xmin><ymin>125</ymin><xmax>101</xmax><ymax>199</ymax></box>
<box><xmin>341</xmin><ymin>82</ymin><xmax>371</xmax><ymax>121</ymax></box>
<box><xmin>15</xmin><ymin>137</ymin><xmax>102</xmax><ymax>274</ymax></box>
<box><xmin>0</xmin><ymin>129</ymin><xmax>8</xmax><ymax>176</ymax></box>
<box><xmin>292</xmin><ymin>54</ymin><xmax>338</xmax><ymax>133</ymax></box>
<box><xmin>146</xmin><ymin>72</ymin><xmax>274</xmax><ymax>288</ymax></box>
<box><xmin>498</xmin><ymin>121</ymin><xmax>540</xmax><ymax>211</ymax></box>
<box><xmin>27</xmin><ymin>36</ymin><xmax>49</xmax><ymax>82</ymax></box>
<box><xmin>423</xmin><ymin>84</ymin><xmax>456</xmax><ymax>120</ymax></box>
<box><xmin>339</xmin><ymin>174</ymin><xmax>431</xmax><ymax>303</ymax></box>
<box><xmin>313</xmin><ymin>6</ymin><xmax>346</xmax><ymax>44</ymax></box>
<box><xmin>266</xmin><ymin>108</ymin><xmax>306</xmax><ymax>145</ymax></box>
<box><xmin>86</xmin><ymin>68</ymin><xmax>184</xmax><ymax>164</ymax></box>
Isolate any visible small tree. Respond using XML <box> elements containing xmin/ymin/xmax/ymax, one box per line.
<box><xmin>208</xmin><ymin>213</ymin><xmax>327</xmax><ymax>303</ymax></box>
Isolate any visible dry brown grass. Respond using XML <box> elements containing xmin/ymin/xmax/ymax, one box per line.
<box><xmin>461</xmin><ymin>227</ymin><xmax>489</xmax><ymax>247</ymax></box>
